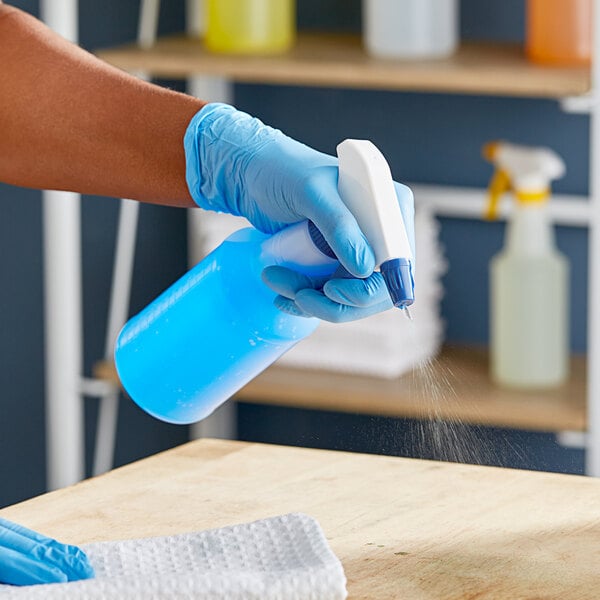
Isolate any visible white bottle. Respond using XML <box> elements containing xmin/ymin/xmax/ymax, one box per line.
<box><xmin>362</xmin><ymin>0</ymin><xmax>459</xmax><ymax>59</ymax></box>
<box><xmin>486</xmin><ymin>142</ymin><xmax>569</xmax><ymax>389</ymax></box>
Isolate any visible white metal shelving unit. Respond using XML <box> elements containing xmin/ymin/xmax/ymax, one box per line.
<box><xmin>41</xmin><ymin>0</ymin><xmax>600</xmax><ymax>489</ymax></box>
<box><xmin>41</xmin><ymin>0</ymin><xmax>84</xmax><ymax>490</ymax></box>
<box><xmin>585</xmin><ymin>2</ymin><xmax>600</xmax><ymax>474</ymax></box>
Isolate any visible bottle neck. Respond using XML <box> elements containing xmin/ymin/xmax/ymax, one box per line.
<box><xmin>505</xmin><ymin>202</ymin><xmax>555</xmax><ymax>256</ymax></box>
<box><xmin>260</xmin><ymin>221</ymin><xmax>339</xmax><ymax>276</ymax></box>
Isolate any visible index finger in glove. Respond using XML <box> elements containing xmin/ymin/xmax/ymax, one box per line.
<box><xmin>294</xmin><ymin>289</ymin><xmax>391</xmax><ymax>323</ymax></box>
<box><xmin>261</xmin><ymin>265</ymin><xmax>329</xmax><ymax>300</ymax></box>
<box><xmin>323</xmin><ymin>271</ymin><xmax>393</xmax><ymax>309</ymax></box>
<box><xmin>304</xmin><ymin>175</ymin><xmax>415</xmax><ymax>280</ymax></box>
<box><xmin>300</xmin><ymin>166</ymin><xmax>375</xmax><ymax>279</ymax></box>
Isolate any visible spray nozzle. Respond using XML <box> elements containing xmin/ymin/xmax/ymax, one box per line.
<box><xmin>380</xmin><ymin>258</ymin><xmax>415</xmax><ymax>308</ymax></box>
<box><xmin>483</xmin><ymin>141</ymin><xmax>566</xmax><ymax>220</ymax></box>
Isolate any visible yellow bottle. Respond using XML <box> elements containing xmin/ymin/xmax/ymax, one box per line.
<box><xmin>484</xmin><ymin>142</ymin><xmax>570</xmax><ymax>390</ymax></box>
<box><xmin>205</xmin><ymin>0</ymin><xmax>295</xmax><ymax>55</ymax></box>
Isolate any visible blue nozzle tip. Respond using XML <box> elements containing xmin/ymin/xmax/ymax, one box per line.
<box><xmin>380</xmin><ymin>258</ymin><xmax>414</xmax><ymax>309</ymax></box>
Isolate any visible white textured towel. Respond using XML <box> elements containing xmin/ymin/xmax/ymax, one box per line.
<box><xmin>0</xmin><ymin>513</ymin><xmax>347</xmax><ymax>600</ymax></box>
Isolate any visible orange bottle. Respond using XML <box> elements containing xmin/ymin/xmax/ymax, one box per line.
<box><xmin>526</xmin><ymin>0</ymin><xmax>592</xmax><ymax>66</ymax></box>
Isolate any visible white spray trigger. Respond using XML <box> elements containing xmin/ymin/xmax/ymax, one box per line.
<box><xmin>337</xmin><ymin>140</ymin><xmax>413</xmax><ymax>265</ymax></box>
<box><xmin>336</xmin><ymin>139</ymin><xmax>414</xmax><ymax>309</ymax></box>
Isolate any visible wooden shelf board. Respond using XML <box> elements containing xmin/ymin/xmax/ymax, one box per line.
<box><xmin>96</xmin><ymin>34</ymin><xmax>590</xmax><ymax>98</ymax></box>
<box><xmin>95</xmin><ymin>346</ymin><xmax>586</xmax><ymax>433</ymax></box>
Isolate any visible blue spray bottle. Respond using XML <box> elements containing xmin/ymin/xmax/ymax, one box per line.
<box><xmin>115</xmin><ymin>140</ymin><xmax>414</xmax><ymax>424</ymax></box>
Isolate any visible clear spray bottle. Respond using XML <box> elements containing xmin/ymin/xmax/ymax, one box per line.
<box><xmin>485</xmin><ymin>141</ymin><xmax>569</xmax><ymax>389</ymax></box>
<box><xmin>115</xmin><ymin>140</ymin><xmax>414</xmax><ymax>424</ymax></box>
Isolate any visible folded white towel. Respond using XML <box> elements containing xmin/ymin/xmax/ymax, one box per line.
<box><xmin>0</xmin><ymin>513</ymin><xmax>347</xmax><ymax>600</ymax></box>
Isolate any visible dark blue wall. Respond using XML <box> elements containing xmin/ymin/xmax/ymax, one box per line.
<box><xmin>0</xmin><ymin>0</ymin><xmax>585</xmax><ymax>508</ymax></box>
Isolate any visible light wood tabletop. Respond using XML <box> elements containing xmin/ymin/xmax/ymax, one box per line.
<box><xmin>2</xmin><ymin>439</ymin><xmax>600</xmax><ymax>599</ymax></box>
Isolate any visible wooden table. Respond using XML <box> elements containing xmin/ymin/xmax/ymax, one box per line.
<box><xmin>2</xmin><ymin>439</ymin><xmax>600</xmax><ymax>599</ymax></box>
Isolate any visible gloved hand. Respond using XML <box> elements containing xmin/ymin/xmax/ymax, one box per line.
<box><xmin>263</xmin><ymin>179</ymin><xmax>414</xmax><ymax>322</ymax></box>
<box><xmin>0</xmin><ymin>517</ymin><xmax>94</xmax><ymax>586</ymax></box>
<box><xmin>184</xmin><ymin>103</ymin><xmax>415</xmax><ymax>322</ymax></box>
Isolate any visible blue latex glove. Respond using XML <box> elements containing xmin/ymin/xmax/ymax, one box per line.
<box><xmin>263</xmin><ymin>180</ymin><xmax>414</xmax><ymax>322</ymax></box>
<box><xmin>184</xmin><ymin>103</ymin><xmax>415</xmax><ymax>322</ymax></box>
<box><xmin>0</xmin><ymin>517</ymin><xmax>94</xmax><ymax>586</ymax></box>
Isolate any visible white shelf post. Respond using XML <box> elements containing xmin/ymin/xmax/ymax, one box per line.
<box><xmin>92</xmin><ymin>200</ymin><xmax>139</xmax><ymax>476</ymax></box>
<box><xmin>91</xmin><ymin>0</ymin><xmax>158</xmax><ymax>475</ymax></box>
<box><xmin>585</xmin><ymin>0</ymin><xmax>600</xmax><ymax>475</ymax></box>
<box><xmin>40</xmin><ymin>0</ymin><xmax>85</xmax><ymax>490</ymax></box>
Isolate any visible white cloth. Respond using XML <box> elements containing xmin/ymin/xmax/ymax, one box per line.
<box><xmin>0</xmin><ymin>513</ymin><xmax>347</xmax><ymax>600</ymax></box>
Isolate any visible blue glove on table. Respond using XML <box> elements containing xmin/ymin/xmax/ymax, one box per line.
<box><xmin>0</xmin><ymin>517</ymin><xmax>94</xmax><ymax>586</ymax></box>
<box><xmin>184</xmin><ymin>103</ymin><xmax>414</xmax><ymax>322</ymax></box>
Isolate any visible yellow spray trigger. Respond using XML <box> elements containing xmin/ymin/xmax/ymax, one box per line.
<box><xmin>483</xmin><ymin>141</ymin><xmax>561</xmax><ymax>220</ymax></box>
<box><xmin>485</xmin><ymin>168</ymin><xmax>511</xmax><ymax>221</ymax></box>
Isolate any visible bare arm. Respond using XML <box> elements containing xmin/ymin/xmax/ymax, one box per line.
<box><xmin>0</xmin><ymin>4</ymin><xmax>206</xmax><ymax>206</ymax></box>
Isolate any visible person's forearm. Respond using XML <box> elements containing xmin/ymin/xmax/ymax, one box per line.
<box><xmin>0</xmin><ymin>4</ymin><xmax>205</xmax><ymax>206</ymax></box>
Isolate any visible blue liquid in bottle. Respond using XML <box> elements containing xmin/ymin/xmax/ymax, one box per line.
<box><xmin>115</xmin><ymin>226</ymin><xmax>331</xmax><ymax>424</ymax></box>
